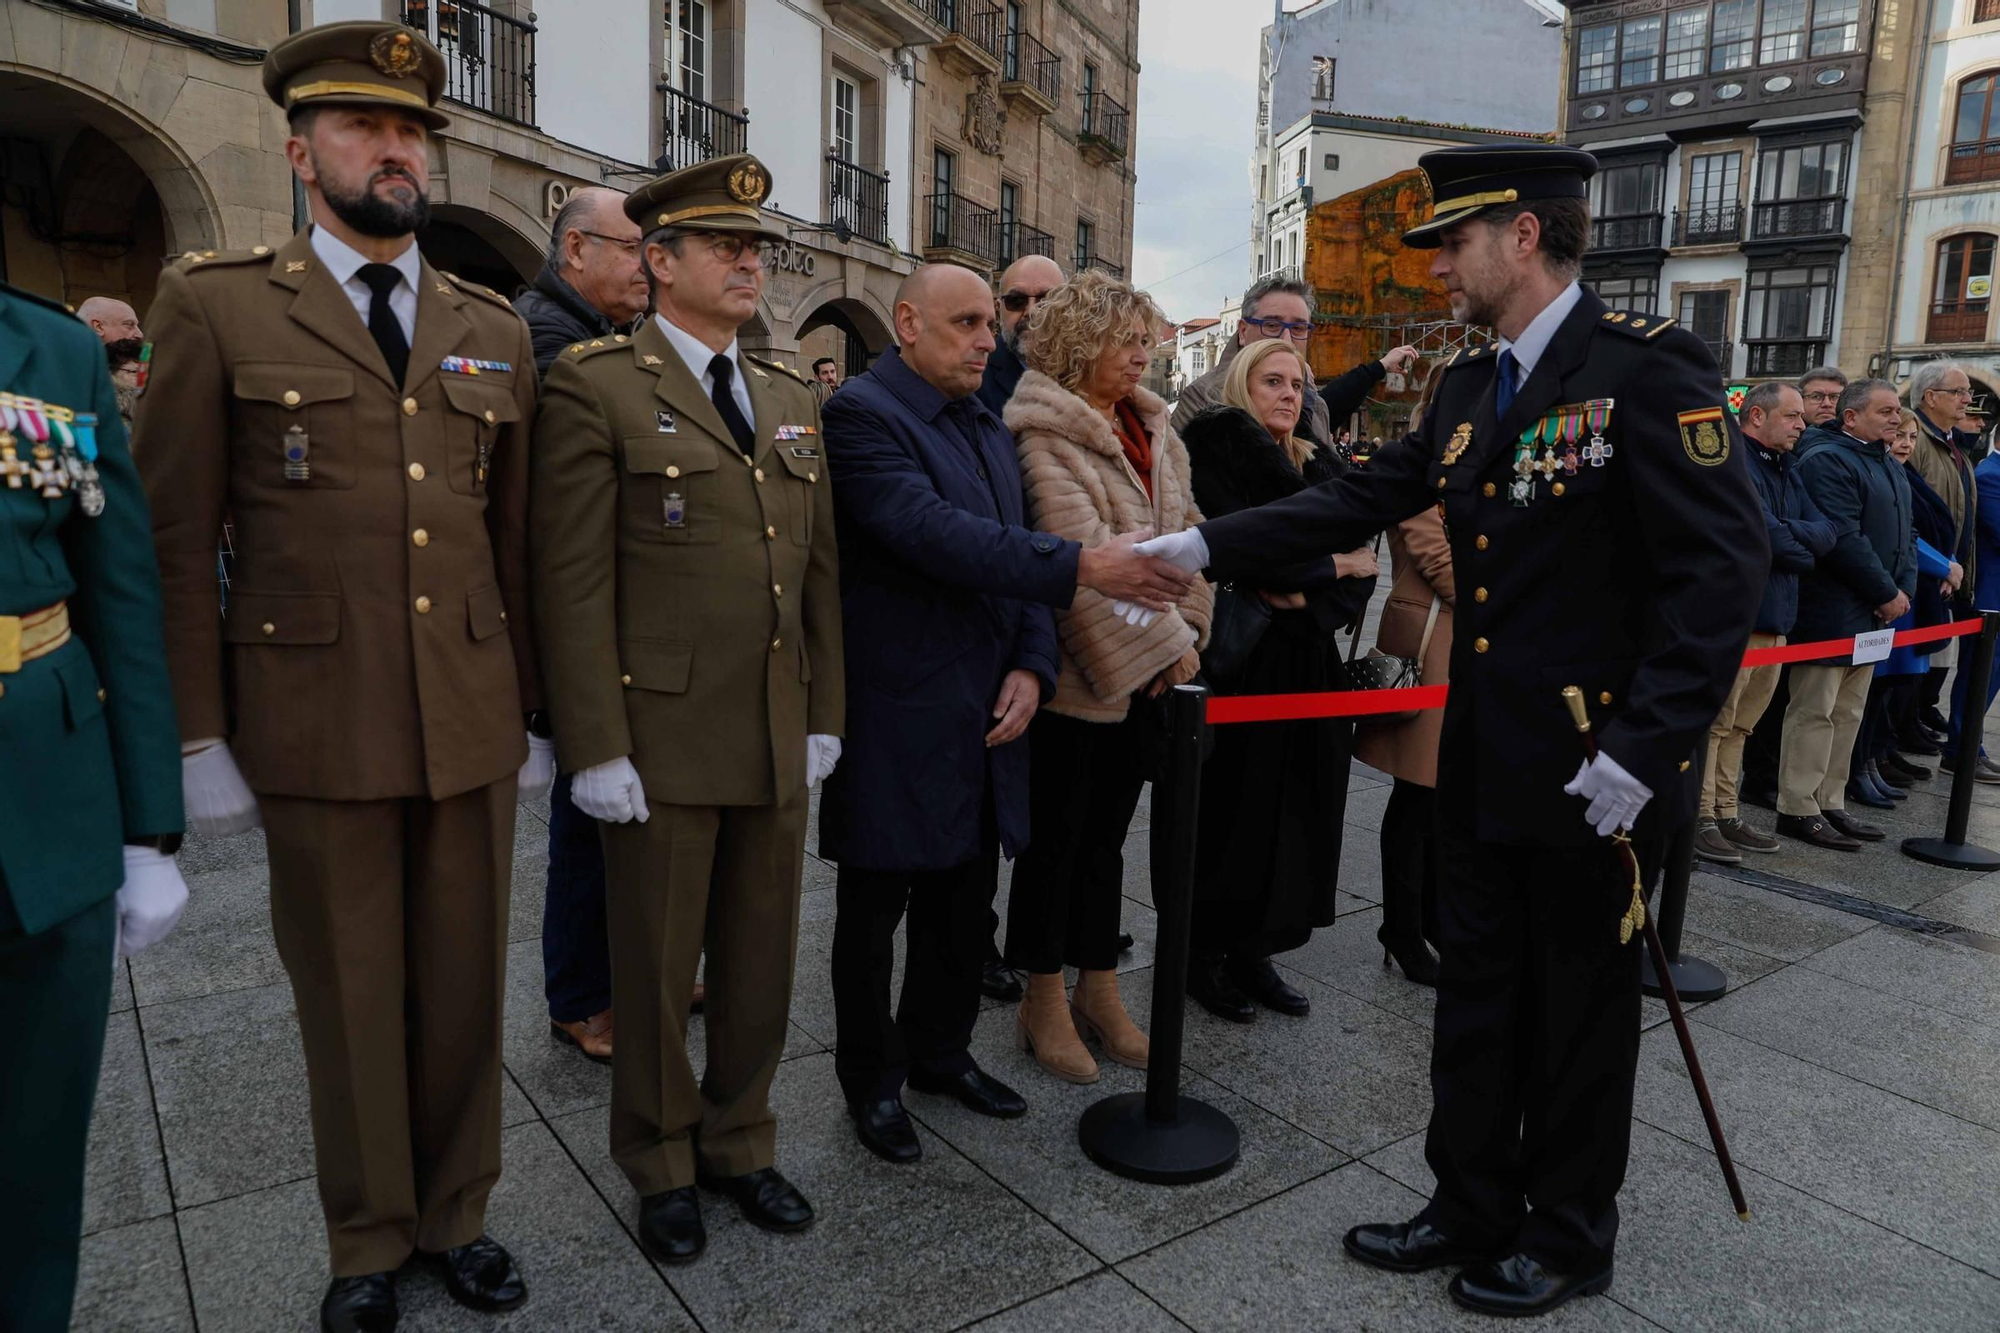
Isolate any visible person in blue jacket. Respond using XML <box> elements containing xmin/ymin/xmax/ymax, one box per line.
<box><xmin>818</xmin><ymin>264</ymin><xmax>1193</xmax><ymax>1165</ymax></box>
<box><xmin>1946</xmin><ymin>424</ymin><xmax>2000</xmax><ymax>764</ymax></box>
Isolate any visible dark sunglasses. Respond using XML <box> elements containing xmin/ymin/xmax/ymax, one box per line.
<box><xmin>1001</xmin><ymin>290</ymin><xmax>1052</xmax><ymax>313</ymax></box>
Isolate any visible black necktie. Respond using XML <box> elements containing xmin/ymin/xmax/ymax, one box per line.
<box><xmin>708</xmin><ymin>353</ymin><xmax>756</xmax><ymax>456</ymax></box>
<box><xmin>357</xmin><ymin>263</ymin><xmax>409</xmax><ymax>387</ymax></box>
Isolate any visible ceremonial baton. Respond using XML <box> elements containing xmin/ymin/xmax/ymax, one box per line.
<box><xmin>1561</xmin><ymin>687</ymin><xmax>1750</xmax><ymax>1221</ymax></box>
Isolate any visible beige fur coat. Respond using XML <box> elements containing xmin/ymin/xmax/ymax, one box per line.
<box><xmin>1006</xmin><ymin>371</ymin><xmax>1213</xmax><ymax>721</ymax></box>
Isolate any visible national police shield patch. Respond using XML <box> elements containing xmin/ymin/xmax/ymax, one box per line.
<box><xmin>1678</xmin><ymin>407</ymin><xmax>1728</xmax><ymax>467</ymax></box>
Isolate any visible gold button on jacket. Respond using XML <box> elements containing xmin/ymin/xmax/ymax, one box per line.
<box><xmin>531</xmin><ymin>317</ymin><xmax>843</xmax><ymax>806</ymax></box>
<box><xmin>134</xmin><ymin>229</ymin><xmax>540</xmax><ymax>800</ymax></box>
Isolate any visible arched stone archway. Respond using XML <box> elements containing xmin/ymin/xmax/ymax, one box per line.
<box><xmin>419</xmin><ymin>203</ymin><xmax>542</xmax><ymax>295</ymax></box>
<box><xmin>798</xmin><ymin>294</ymin><xmax>897</xmax><ymax>379</ymax></box>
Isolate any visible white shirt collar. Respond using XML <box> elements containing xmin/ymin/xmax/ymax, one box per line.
<box><xmin>1495</xmin><ymin>280</ymin><xmax>1584</xmax><ymax>383</ymax></box>
<box><xmin>654</xmin><ymin>313</ymin><xmax>741</xmax><ymax>385</ymax></box>
<box><xmin>310</xmin><ymin>224</ymin><xmax>420</xmax><ymax>294</ymax></box>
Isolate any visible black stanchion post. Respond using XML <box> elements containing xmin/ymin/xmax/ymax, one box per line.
<box><xmin>1078</xmin><ymin>683</ymin><xmax>1240</xmax><ymax>1184</ymax></box>
<box><xmin>1904</xmin><ymin>611</ymin><xmax>2000</xmax><ymax>871</ymax></box>
<box><xmin>1642</xmin><ymin>743</ymin><xmax>1728</xmax><ymax>1002</ymax></box>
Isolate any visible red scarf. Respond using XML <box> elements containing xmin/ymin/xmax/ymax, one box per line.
<box><xmin>1113</xmin><ymin>399</ymin><xmax>1154</xmax><ymax>500</ymax></box>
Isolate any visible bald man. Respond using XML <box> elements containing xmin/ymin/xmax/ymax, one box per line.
<box><xmin>821</xmin><ymin>263</ymin><xmax>1192</xmax><ymax>1162</ymax></box>
<box><xmin>976</xmin><ymin>254</ymin><xmax>1063</xmax><ymax>418</ymax></box>
<box><xmin>76</xmin><ymin>296</ymin><xmax>141</xmax><ymax>346</ymax></box>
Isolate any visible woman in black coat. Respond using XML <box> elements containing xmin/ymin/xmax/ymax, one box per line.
<box><xmin>1181</xmin><ymin>339</ymin><xmax>1379</xmax><ymax>1021</ymax></box>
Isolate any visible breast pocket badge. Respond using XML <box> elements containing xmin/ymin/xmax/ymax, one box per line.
<box><xmin>656</xmin><ymin>410</ymin><xmax>677</xmax><ymax>434</ymax></box>
<box><xmin>663</xmin><ymin>491</ymin><xmax>686</xmax><ymax>528</ymax></box>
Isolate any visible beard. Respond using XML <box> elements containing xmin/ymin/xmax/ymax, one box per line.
<box><xmin>318</xmin><ymin>161</ymin><xmax>431</xmax><ymax>238</ymax></box>
<box><xmin>1006</xmin><ymin>322</ymin><xmax>1028</xmax><ymax>357</ymax></box>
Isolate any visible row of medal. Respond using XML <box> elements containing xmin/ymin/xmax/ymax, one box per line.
<box><xmin>0</xmin><ymin>391</ymin><xmax>106</xmax><ymax>517</ymax></box>
<box><xmin>1509</xmin><ymin>398</ymin><xmax>1615</xmax><ymax>506</ymax></box>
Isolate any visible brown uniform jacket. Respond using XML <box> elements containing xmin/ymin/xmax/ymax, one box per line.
<box><xmin>137</xmin><ymin>229</ymin><xmax>539</xmax><ymax>802</ymax></box>
<box><xmin>530</xmin><ymin>318</ymin><xmax>842</xmax><ymax>807</ymax></box>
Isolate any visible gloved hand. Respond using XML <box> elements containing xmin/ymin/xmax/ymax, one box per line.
<box><xmin>517</xmin><ymin>733</ymin><xmax>556</xmax><ymax>803</ymax></box>
<box><xmin>570</xmin><ymin>757</ymin><xmax>650</xmax><ymax>824</ymax></box>
<box><xmin>806</xmin><ymin>734</ymin><xmax>842</xmax><ymax>789</ymax></box>
<box><xmin>1134</xmin><ymin>528</ymin><xmax>1210</xmax><ymax>576</ymax></box>
<box><xmin>1564</xmin><ymin>751</ymin><xmax>1654</xmax><ymax>837</ymax></box>
<box><xmin>182</xmin><ymin>740</ymin><xmax>260</xmax><ymax>837</ymax></box>
<box><xmin>1109</xmin><ymin>600</ymin><xmax>1160</xmax><ymax>629</ymax></box>
<box><xmin>116</xmin><ymin>845</ymin><xmax>189</xmax><ymax>958</ymax></box>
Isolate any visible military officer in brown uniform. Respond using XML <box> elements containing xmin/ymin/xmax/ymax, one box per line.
<box><xmin>136</xmin><ymin>23</ymin><xmax>549</xmax><ymax>1333</ymax></box>
<box><xmin>531</xmin><ymin>154</ymin><xmax>842</xmax><ymax>1265</ymax></box>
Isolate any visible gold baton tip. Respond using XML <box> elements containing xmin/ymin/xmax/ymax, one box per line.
<box><xmin>1738</xmin><ymin>1210</ymin><xmax>1752</xmax><ymax>1222</ymax></box>
<box><xmin>1561</xmin><ymin>685</ymin><xmax>1591</xmax><ymax>733</ymax></box>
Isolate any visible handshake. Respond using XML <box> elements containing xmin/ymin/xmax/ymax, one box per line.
<box><xmin>1083</xmin><ymin>529</ymin><xmax>1210</xmax><ymax>628</ymax></box>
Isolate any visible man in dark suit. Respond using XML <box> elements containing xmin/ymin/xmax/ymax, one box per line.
<box><xmin>974</xmin><ymin>254</ymin><xmax>1061</xmax><ymax>421</ymax></box>
<box><xmin>1132</xmin><ymin>145</ymin><xmax>1767</xmax><ymax>1319</ymax></box>
<box><xmin>820</xmin><ymin>263</ymin><xmax>1192</xmax><ymax>1163</ymax></box>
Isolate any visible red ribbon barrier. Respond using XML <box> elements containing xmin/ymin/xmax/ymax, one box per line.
<box><xmin>1204</xmin><ymin>618</ymin><xmax>1984</xmax><ymax>726</ymax></box>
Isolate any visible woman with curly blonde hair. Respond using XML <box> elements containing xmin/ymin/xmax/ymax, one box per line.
<box><xmin>1002</xmin><ymin>270</ymin><xmax>1213</xmax><ymax>1084</ymax></box>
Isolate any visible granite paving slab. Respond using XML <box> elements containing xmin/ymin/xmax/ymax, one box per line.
<box><xmin>1798</xmin><ymin>923</ymin><xmax>2000</xmax><ymax>1030</ymax></box>
<box><xmin>1914</xmin><ymin>874</ymin><xmax>2000</xmax><ymax>935</ymax></box>
<box><xmin>1280</xmin><ymin>906</ymin><xmax>1436</xmax><ymax>1027</ymax></box>
<box><xmin>82</xmin><ymin>1009</ymin><xmax>172</xmax><ymax>1237</ymax></box>
<box><xmin>71</xmin><ymin>1215</ymin><xmax>194</xmax><ymax>1333</ymax></box>
<box><xmin>127</xmin><ymin>857</ymin><xmax>283</xmax><ymax>1009</ymax></box>
<box><xmin>959</xmin><ymin>1272</ymin><xmax>1189</xmax><ymax>1332</ymax></box>
<box><xmin>1637</xmin><ymin>929</ymin><xmax>1789</xmax><ymax>1032</ymax></box>
<box><xmin>177</xmin><ymin>1176</ymin><xmax>327</xmax><ymax>1333</ymax></box>
<box><xmin>1674</xmin><ymin>871</ymin><xmax>1872</xmax><ymax>962</ymax></box>
<box><xmin>110</xmin><ymin>959</ymin><xmax>133</xmax><ymax>1015</ymax></box>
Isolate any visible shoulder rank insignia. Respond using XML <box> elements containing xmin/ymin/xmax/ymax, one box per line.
<box><xmin>176</xmin><ymin>248</ymin><xmax>269</xmax><ymax>272</ymax></box>
<box><xmin>1600</xmin><ymin>313</ymin><xmax>1677</xmax><ymax>341</ymax></box>
<box><xmin>1678</xmin><ymin>407</ymin><xmax>1728</xmax><ymax>467</ymax></box>
<box><xmin>745</xmin><ymin>353</ymin><xmax>809</xmax><ymax>387</ymax></box>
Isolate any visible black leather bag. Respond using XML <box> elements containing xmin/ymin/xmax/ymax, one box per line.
<box><xmin>1200</xmin><ymin>582</ymin><xmax>1273</xmax><ymax>694</ymax></box>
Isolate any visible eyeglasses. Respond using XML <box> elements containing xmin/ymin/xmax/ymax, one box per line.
<box><xmin>1001</xmin><ymin>290</ymin><xmax>1053</xmax><ymax>313</ymax></box>
<box><xmin>579</xmin><ymin>230</ymin><xmax>640</xmax><ymax>254</ymax></box>
<box><xmin>1251</xmin><ymin>317</ymin><xmax>1314</xmax><ymax>341</ymax></box>
<box><xmin>1801</xmin><ymin>390</ymin><xmax>1841</xmax><ymax>403</ymax></box>
<box><xmin>1928</xmin><ymin>385</ymin><xmax>1975</xmax><ymax>399</ymax></box>
<box><xmin>671</xmin><ymin>232</ymin><xmax>772</xmax><ymax>265</ymax></box>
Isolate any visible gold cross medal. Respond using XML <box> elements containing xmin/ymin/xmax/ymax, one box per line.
<box><xmin>1442</xmin><ymin>421</ymin><xmax>1473</xmax><ymax>466</ymax></box>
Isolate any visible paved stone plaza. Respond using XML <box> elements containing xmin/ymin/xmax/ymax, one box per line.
<box><xmin>71</xmin><ymin>728</ymin><xmax>2000</xmax><ymax>1331</ymax></box>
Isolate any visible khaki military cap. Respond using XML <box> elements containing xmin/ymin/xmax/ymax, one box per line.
<box><xmin>262</xmin><ymin>21</ymin><xmax>450</xmax><ymax>130</ymax></box>
<box><xmin>626</xmin><ymin>154</ymin><xmax>788</xmax><ymax>242</ymax></box>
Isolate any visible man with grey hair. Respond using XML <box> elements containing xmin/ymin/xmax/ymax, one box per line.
<box><xmin>1170</xmin><ymin>273</ymin><xmax>1415</xmax><ymax>447</ymax></box>
<box><xmin>515</xmin><ymin>186</ymin><xmax>648</xmax><ymax>374</ymax></box>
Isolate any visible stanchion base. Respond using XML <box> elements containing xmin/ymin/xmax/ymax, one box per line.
<box><xmin>1901</xmin><ymin>837</ymin><xmax>2000</xmax><ymax>871</ymax></box>
<box><xmin>1078</xmin><ymin>1092</ymin><xmax>1240</xmax><ymax>1185</ymax></box>
<box><xmin>1641</xmin><ymin>951</ymin><xmax>1728</xmax><ymax>1002</ymax></box>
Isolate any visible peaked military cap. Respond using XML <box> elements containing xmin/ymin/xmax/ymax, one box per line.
<box><xmin>262</xmin><ymin>21</ymin><xmax>450</xmax><ymax>130</ymax></box>
<box><xmin>1402</xmin><ymin>144</ymin><xmax>1598</xmax><ymax>248</ymax></box>
<box><xmin>625</xmin><ymin>153</ymin><xmax>788</xmax><ymax>242</ymax></box>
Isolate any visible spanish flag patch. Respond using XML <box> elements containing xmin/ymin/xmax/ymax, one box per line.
<box><xmin>1677</xmin><ymin>407</ymin><xmax>1729</xmax><ymax>467</ymax></box>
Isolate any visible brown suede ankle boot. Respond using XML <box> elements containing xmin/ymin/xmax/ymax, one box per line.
<box><xmin>1015</xmin><ymin>971</ymin><xmax>1098</xmax><ymax>1084</ymax></box>
<box><xmin>1071</xmin><ymin>968</ymin><xmax>1149</xmax><ymax>1069</ymax></box>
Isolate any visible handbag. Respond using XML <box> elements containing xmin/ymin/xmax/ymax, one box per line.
<box><xmin>1346</xmin><ymin>594</ymin><xmax>1442</xmax><ymax>725</ymax></box>
<box><xmin>1199</xmin><ymin>581</ymin><xmax>1273</xmax><ymax>693</ymax></box>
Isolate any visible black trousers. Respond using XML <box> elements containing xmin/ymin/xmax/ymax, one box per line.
<box><xmin>831</xmin><ymin>846</ymin><xmax>997</xmax><ymax>1105</ymax></box>
<box><xmin>1005</xmin><ymin>709</ymin><xmax>1148</xmax><ymax>975</ymax></box>
<box><xmin>1378</xmin><ymin>778</ymin><xmax>1441</xmax><ymax>950</ymax></box>
<box><xmin>1415</xmin><ymin>830</ymin><xmax>1664</xmax><ymax>1271</ymax></box>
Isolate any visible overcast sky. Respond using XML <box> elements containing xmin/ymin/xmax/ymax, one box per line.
<box><xmin>1131</xmin><ymin>0</ymin><xmax>1292</xmax><ymax>325</ymax></box>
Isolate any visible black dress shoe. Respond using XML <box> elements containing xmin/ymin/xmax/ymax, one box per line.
<box><xmin>423</xmin><ymin>1234</ymin><xmax>525</xmax><ymax>1312</ymax></box>
<box><xmin>1739</xmin><ymin>781</ymin><xmax>1779</xmax><ymax>811</ymax></box>
<box><xmin>1187</xmin><ymin>954</ymin><xmax>1256</xmax><ymax>1023</ymax></box>
<box><xmin>1881</xmin><ymin>754</ymin><xmax>1931</xmax><ymax>784</ymax></box>
<box><xmin>1823</xmin><ymin>807</ymin><xmax>1886</xmax><ymax>841</ymax></box>
<box><xmin>637</xmin><ymin>1187</ymin><xmax>705</xmax><ymax>1264</ymax></box>
<box><xmin>849</xmin><ymin>1098</ymin><xmax>922</xmax><ymax>1162</ymax></box>
<box><xmin>1342</xmin><ymin>1219</ymin><xmax>1505</xmax><ymax>1273</ymax></box>
<box><xmin>1224</xmin><ymin>955</ymin><xmax>1311</xmax><ymax>1016</ymax></box>
<box><xmin>979</xmin><ymin>956</ymin><xmax>1024</xmax><ymax>1002</ymax></box>
<box><xmin>697</xmin><ymin>1166</ymin><xmax>815</xmax><ymax>1232</ymax></box>
<box><xmin>1449</xmin><ymin>1253</ymin><xmax>1613</xmax><ymax>1317</ymax></box>
<box><xmin>907</xmin><ymin>1064</ymin><xmax>1028</xmax><ymax>1118</ymax></box>
<box><xmin>321</xmin><ymin>1273</ymin><xmax>397</xmax><ymax>1333</ymax></box>
<box><xmin>1378</xmin><ymin>934</ymin><xmax>1440</xmax><ymax>987</ymax></box>
<box><xmin>1898</xmin><ymin>729</ymin><xmax>1944</xmax><ymax>757</ymax></box>
<box><xmin>1774</xmin><ymin>812</ymin><xmax>1862</xmax><ymax>852</ymax></box>
<box><xmin>1845</xmin><ymin>776</ymin><xmax>1894</xmax><ymax>809</ymax></box>
<box><xmin>1117</xmin><ymin>931</ymin><xmax>1134</xmax><ymax>953</ymax></box>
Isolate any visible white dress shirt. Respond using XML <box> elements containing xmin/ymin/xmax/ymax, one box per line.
<box><xmin>310</xmin><ymin>225</ymin><xmax>419</xmax><ymax>344</ymax></box>
<box><xmin>1494</xmin><ymin>280</ymin><xmax>1584</xmax><ymax>390</ymax></box>
<box><xmin>655</xmin><ymin>313</ymin><xmax>756</xmax><ymax>433</ymax></box>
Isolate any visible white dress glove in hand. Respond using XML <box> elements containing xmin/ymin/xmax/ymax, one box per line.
<box><xmin>570</xmin><ymin>757</ymin><xmax>650</xmax><ymax>824</ymax></box>
<box><xmin>517</xmin><ymin>733</ymin><xmax>556</xmax><ymax>803</ymax></box>
<box><xmin>1134</xmin><ymin>528</ymin><xmax>1210</xmax><ymax>576</ymax></box>
<box><xmin>181</xmin><ymin>740</ymin><xmax>260</xmax><ymax>837</ymax></box>
<box><xmin>1109</xmin><ymin>600</ymin><xmax>1160</xmax><ymax>628</ymax></box>
<box><xmin>806</xmin><ymin>735</ymin><xmax>842</xmax><ymax>789</ymax></box>
<box><xmin>1563</xmin><ymin>752</ymin><xmax>1655</xmax><ymax>837</ymax></box>
<box><xmin>116</xmin><ymin>845</ymin><xmax>189</xmax><ymax>958</ymax></box>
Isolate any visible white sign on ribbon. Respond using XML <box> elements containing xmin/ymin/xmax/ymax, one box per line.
<box><xmin>1852</xmin><ymin>627</ymin><xmax>1895</xmax><ymax>665</ymax></box>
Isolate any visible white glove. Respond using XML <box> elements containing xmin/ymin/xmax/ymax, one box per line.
<box><xmin>517</xmin><ymin>733</ymin><xmax>556</xmax><ymax>803</ymax></box>
<box><xmin>1564</xmin><ymin>752</ymin><xmax>1655</xmax><ymax>837</ymax></box>
<box><xmin>115</xmin><ymin>845</ymin><xmax>189</xmax><ymax>958</ymax></box>
<box><xmin>570</xmin><ymin>756</ymin><xmax>650</xmax><ymax>824</ymax></box>
<box><xmin>1109</xmin><ymin>600</ymin><xmax>1160</xmax><ymax>628</ymax></box>
<box><xmin>181</xmin><ymin>740</ymin><xmax>260</xmax><ymax>837</ymax></box>
<box><xmin>1134</xmin><ymin>528</ymin><xmax>1210</xmax><ymax>576</ymax></box>
<box><xmin>806</xmin><ymin>734</ymin><xmax>842</xmax><ymax>789</ymax></box>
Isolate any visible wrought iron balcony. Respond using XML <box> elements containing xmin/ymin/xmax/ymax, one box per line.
<box><xmin>999</xmin><ymin>220</ymin><xmax>1055</xmax><ymax>265</ymax></box>
<box><xmin>1082</xmin><ymin>253</ymin><xmax>1125</xmax><ymax>279</ymax></box>
<box><xmin>1946</xmin><ymin>137</ymin><xmax>2000</xmax><ymax>187</ymax></box>
<box><xmin>1749</xmin><ymin>197</ymin><xmax>1846</xmax><ymax>242</ymax></box>
<box><xmin>1672</xmin><ymin>205</ymin><xmax>1743</xmax><ymax>247</ymax></box>
<box><xmin>1745</xmin><ymin>340</ymin><xmax>1827</xmax><ymax>377</ymax></box>
<box><xmin>936</xmin><ymin>2</ymin><xmax>1004</xmax><ymax>76</ymax></box>
<box><xmin>924</xmin><ymin>192</ymin><xmax>999</xmax><ymax>269</ymax></box>
<box><xmin>1928</xmin><ymin>304</ymin><xmax>1991</xmax><ymax>344</ymax></box>
<box><xmin>1589</xmin><ymin>212</ymin><xmax>1664</xmax><ymax>252</ymax></box>
<box><xmin>827</xmin><ymin>154</ymin><xmax>891</xmax><ymax>247</ymax></box>
<box><xmin>1000</xmin><ymin>27</ymin><xmax>1061</xmax><ymax>115</ymax></box>
<box><xmin>1079</xmin><ymin>90</ymin><xmax>1129</xmax><ymax>162</ymax></box>
<box><xmin>656</xmin><ymin>85</ymin><xmax>749</xmax><ymax>174</ymax></box>
<box><xmin>400</xmin><ymin>1</ymin><xmax>536</xmax><ymax>126</ymax></box>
